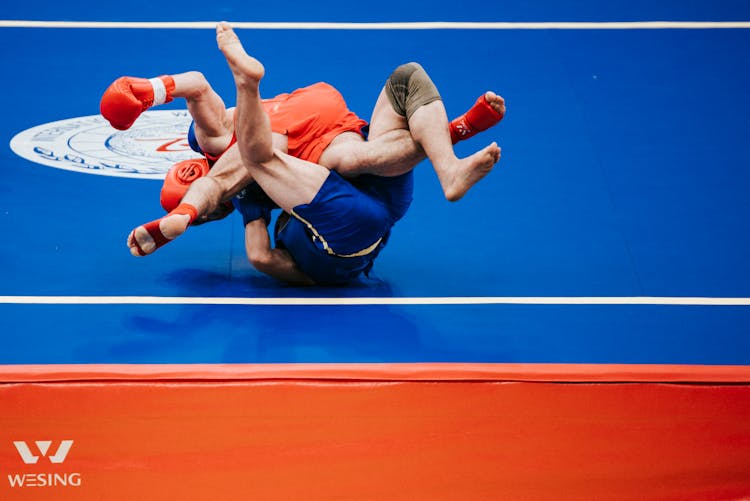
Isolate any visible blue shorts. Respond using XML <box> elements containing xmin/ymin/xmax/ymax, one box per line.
<box><xmin>276</xmin><ymin>171</ymin><xmax>391</xmax><ymax>285</ymax></box>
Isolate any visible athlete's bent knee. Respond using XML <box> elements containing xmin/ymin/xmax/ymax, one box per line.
<box><xmin>385</xmin><ymin>62</ymin><xmax>442</xmax><ymax>120</ymax></box>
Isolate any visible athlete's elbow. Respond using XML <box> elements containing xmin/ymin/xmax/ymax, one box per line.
<box><xmin>247</xmin><ymin>251</ymin><xmax>271</xmax><ymax>270</ymax></box>
<box><xmin>247</xmin><ymin>248</ymin><xmax>274</xmax><ymax>272</ymax></box>
<box><xmin>181</xmin><ymin>71</ymin><xmax>211</xmax><ymax>99</ymax></box>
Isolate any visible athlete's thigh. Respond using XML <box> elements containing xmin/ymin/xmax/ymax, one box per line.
<box><xmin>246</xmin><ymin>150</ymin><xmax>330</xmax><ymax>212</ymax></box>
<box><xmin>367</xmin><ymin>88</ymin><xmax>408</xmax><ymax>140</ymax></box>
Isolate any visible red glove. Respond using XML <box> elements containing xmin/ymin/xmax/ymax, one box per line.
<box><xmin>100</xmin><ymin>75</ymin><xmax>175</xmax><ymax>130</ymax></box>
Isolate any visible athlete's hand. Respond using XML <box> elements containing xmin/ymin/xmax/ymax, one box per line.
<box><xmin>232</xmin><ymin>182</ymin><xmax>277</xmax><ymax>226</ymax></box>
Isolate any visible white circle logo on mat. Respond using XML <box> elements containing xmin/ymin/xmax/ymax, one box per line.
<box><xmin>10</xmin><ymin>111</ymin><xmax>198</xmax><ymax>180</ymax></box>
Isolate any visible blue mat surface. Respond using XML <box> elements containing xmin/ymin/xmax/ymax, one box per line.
<box><xmin>1</xmin><ymin>2</ymin><xmax>749</xmax><ymax>364</ymax></box>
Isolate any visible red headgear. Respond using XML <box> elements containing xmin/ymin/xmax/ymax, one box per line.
<box><xmin>160</xmin><ymin>158</ymin><xmax>210</xmax><ymax>212</ymax></box>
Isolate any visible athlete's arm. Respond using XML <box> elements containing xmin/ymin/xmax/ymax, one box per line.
<box><xmin>243</xmin><ymin>220</ymin><xmax>314</xmax><ymax>285</ymax></box>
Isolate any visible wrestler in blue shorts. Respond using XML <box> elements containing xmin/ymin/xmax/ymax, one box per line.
<box><xmin>235</xmin><ymin>170</ymin><xmax>413</xmax><ymax>285</ymax></box>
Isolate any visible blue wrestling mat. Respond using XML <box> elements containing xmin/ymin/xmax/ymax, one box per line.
<box><xmin>1</xmin><ymin>0</ymin><xmax>750</xmax><ymax>365</ymax></box>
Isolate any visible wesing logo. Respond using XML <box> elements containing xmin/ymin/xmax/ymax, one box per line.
<box><xmin>7</xmin><ymin>440</ymin><xmax>82</xmax><ymax>488</ymax></box>
<box><xmin>14</xmin><ymin>440</ymin><xmax>74</xmax><ymax>464</ymax></box>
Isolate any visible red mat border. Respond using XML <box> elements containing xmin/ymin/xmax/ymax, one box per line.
<box><xmin>2</xmin><ymin>363</ymin><xmax>750</xmax><ymax>383</ymax></box>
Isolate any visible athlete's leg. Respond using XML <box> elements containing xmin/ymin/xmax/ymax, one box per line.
<box><xmin>408</xmin><ymin>95</ymin><xmax>501</xmax><ymax>202</ymax></box>
<box><xmin>171</xmin><ymin>71</ymin><xmax>236</xmax><ymax>155</ymax></box>
<box><xmin>368</xmin><ymin>64</ymin><xmax>503</xmax><ymax>202</ymax></box>
<box><xmin>217</xmin><ymin>22</ymin><xmax>329</xmax><ymax>211</ymax></box>
<box><xmin>320</xmin><ymin>63</ymin><xmax>503</xmax><ymax>201</ymax></box>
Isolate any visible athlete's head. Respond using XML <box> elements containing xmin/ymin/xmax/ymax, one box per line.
<box><xmin>160</xmin><ymin>158</ymin><xmax>233</xmax><ymax>224</ymax></box>
<box><xmin>160</xmin><ymin>158</ymin><xmax>209</xmax><ymax>212</ymax></box>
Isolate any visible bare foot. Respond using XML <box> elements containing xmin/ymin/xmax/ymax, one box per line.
<box><xmin>216</xmin><ymin>22</ymin><xmax>264</xmax><ymax>86</ymax></box>
<box><xmin>127</xmin><ymin>214</ymin><xmax>191</xmax><ymax>256</ymax></box>
<box><xmin>443</xmin><ymin>142</ymin><xmax>501</xmax><ymax>202</ymax></box>
<box><xmin>483</xmin><ymin>91</ymin><xmax>506</xmax><ymax>120</ymax></box>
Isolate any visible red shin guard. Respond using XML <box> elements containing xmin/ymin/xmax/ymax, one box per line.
<box><xmin>450</xmin><ymin>95</ymin><xmax>504</xmax><ymax>144</ymax></box>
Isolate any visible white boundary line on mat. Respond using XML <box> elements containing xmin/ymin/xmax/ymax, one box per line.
<box><xmin>0</xmin><ymin>296</ymin><xmax>749</xmax><ymax>306</ymax></box>
<box><xmin>0</xmin><ymin>20</ymin><xmax>749</xmax><ymax>30</ymax></box>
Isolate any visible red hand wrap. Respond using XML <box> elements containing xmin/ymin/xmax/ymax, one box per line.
<box><xmin>131</xmin><ymin>202</ymin><xmax>198</xmax><ymax>256</ymax></box>
<box><xmin>170</xmin><ymin>203</ymin><xmax>199</xmax><ymax>225</ymax></box>
<box><xmin>133</xmin><ymin>219</ymin><xmax>173</xmax><ymax>256</ymax></box>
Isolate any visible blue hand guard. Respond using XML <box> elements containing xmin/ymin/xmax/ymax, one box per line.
<box><xmin>232</xmin><ymin>182</ymin><xmax>277</xmax><ymax>226</ymax></box>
